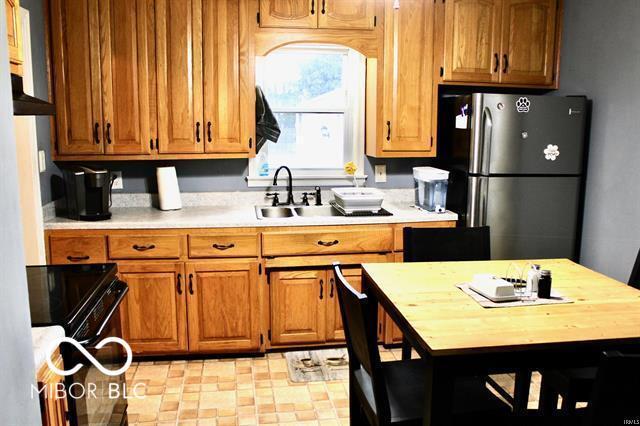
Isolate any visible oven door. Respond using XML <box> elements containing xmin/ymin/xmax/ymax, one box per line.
<box><xmin>63</xmin><ymin>280</ymin><xmax>129</xmax><ymax>426</ymax></box>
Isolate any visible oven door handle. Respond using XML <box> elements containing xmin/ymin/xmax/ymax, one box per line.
<box><xmin>78</xmin><ymin>282</ymin><xmax>129</xmax><ymax>347</ymax></box>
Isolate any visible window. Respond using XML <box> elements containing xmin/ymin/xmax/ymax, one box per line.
<box><xmin>248</xmin><ymin>44</ymin><xmax>366</xmax><ymax>187</ymax></box>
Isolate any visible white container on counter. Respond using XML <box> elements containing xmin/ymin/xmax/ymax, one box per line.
<box><xmin>332</xmin><ymin>187</ymin><xmax>384</xmax><ymax>213</ymax></box>
<box><xmin>413</xmin><ymin>167</ymin><xmax>449</xmax><ymax>213</ymax></box>
<box><xmin>157</xmin><ymin>167</ymin><xmax>182</xmax><ymax>210</ymax></box>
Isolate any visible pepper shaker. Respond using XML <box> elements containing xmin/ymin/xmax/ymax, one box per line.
<box><xmin>538</xmin><ymin>270</ymin><xmax>552</xmax><ymax>298</ymax></box>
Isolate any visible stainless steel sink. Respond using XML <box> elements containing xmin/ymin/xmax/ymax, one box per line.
<box><xmin>256</xmin><ymin>207</ymin><xmax>295</xmax><ymax>219</ymax></box>
<box><xmin>294</xmin><ymin>206</ymin><xmax>342</xmax><ymax>217</ymax></box>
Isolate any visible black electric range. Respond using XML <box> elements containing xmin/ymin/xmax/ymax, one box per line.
<box><xmin>27</xmin><ymin>264</ymin><xmax>129</xmax><ymax>426</ymax></box>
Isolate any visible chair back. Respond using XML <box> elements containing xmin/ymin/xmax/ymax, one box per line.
<box><xmin>583</xmin><ymin>351</ymin><xmax>640</xmax><ymax>426</ymax></box>
<box><xmin>628</xmin><ymin>248</ymin><xmax>640</xmax><ymax>289</ymax></box>
<box><xmin>403</xmin><ymin>226</ymin><xmax>491</xmax><ymax>262</ymax></box>
<box><xmin>333</xmin><ymin>263</ymin><xmax>389</xmax><ymax>420</ymax></box>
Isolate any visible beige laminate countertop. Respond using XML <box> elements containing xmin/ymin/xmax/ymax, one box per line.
<box><xmin>44</xmin><ymin>202</ymin><xmax>458</xmax><ymax>230</ymax></box>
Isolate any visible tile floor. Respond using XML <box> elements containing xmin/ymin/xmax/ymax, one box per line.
<box><xmin>126</xmin><ymin>347</ymin><xmax>542</xmax><ymax>426</ymax></box>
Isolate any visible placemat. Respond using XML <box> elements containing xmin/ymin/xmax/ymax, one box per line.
<box><xmin>456</xmin><ymin>283</ymin><xmax>573</xmax><ymax>308</ymax></box>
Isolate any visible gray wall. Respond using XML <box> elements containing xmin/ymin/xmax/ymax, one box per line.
<box><xmin>0</xmin><ymin>3</ymin><xmax>41</xmax><ymax>423</ymax></box>
<box><xmin>21</xmin><ymin>0</ymin><xmax>60</xmax><ymax>205</ymax></box>
<box><xmin>559</xmin><ymin>0</ymin><xmax>640</xmax><ymax>281</ymax></box>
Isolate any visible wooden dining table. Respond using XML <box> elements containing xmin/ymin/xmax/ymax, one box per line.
<box><xmin>361</xmin><ymin>259</ymin><xmax>640</xmax><ymax>426</ymax></box>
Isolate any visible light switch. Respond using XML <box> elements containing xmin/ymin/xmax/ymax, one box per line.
<box><xmin>38</xmin><ymin>150</ymin><xmax>46</xmax><ymax>173</ymax></box>
<box><xmin>375</xmin><ymin>165</ymin><xmax>387</xmax><ymax>183</ymax></box>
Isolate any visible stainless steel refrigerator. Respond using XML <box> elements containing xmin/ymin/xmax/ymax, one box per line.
<box><xmin>440</xmin><ymin>93</ymin><xmax>588</xmax><ymax>260</ymax></box>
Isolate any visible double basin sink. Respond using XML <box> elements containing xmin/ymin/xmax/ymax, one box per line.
<box><xmin>255</xmin><ymin>205</ymin><xmax>342</xmax><ymax>219</ymax></box>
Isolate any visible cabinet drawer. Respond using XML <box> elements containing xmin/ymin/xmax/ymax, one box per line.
<box><xmin>50</xmin><ymin>236</ymin><xmax>107</xmax><ymax>264</ymax></box>
<box><xmin>262</xmin><ymin>227</ymin><xmax>393</xmax><ymax>257</ymax></box>
<box><xmin>108</xmin><ymin>235</ymin><xmax>182</xmax><ymax>259</ymax></box>
<box><xmin>189</xmin><ymin>234</ymin><xmax>258</xmax><ymax>258</ymax></box>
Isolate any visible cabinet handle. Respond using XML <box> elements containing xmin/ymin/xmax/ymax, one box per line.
<box><xmin>207</xmin><ymin>121</ymin><xmax>212</xmax><ymax>142</ymax></box>
<box><xmin>188</xmin><ymin>273</ymin><xmax>194</xmax><ymax>295</ymax></box>
<box><xmin>67</xmin><ymin>255</ymin><xmax>90</xmax><ymax>262</ymax></box>
<box><xmin>93</xmin><ymin>123</ymin><xmax>100</xmax><ymax>144</ymax></box>
<box><xmin>311</xmin><ymin>0</ymin><xmax>315</xmax><ymax>15</ymax></box>
<box><xmin>177</xmin><ymin>273</ymin><xmax>183</xmax><ymax>295</ymax></box>
<box><xmin>386</xmin><ymin>121</ymin><xmax>391</xmax><ymax>141</ymax></box>
<box><xmin>132</xmin><ymin>244</ymin><xmax>156</xmax><ymax>252</ymax></box>
<box><xmin>321</xmin><ymin>0</ymin><xmax>326</xmax><ymax>14</ymax></box>
<box><xmin>319</xmin><ymin>279</ymin><xmax>324</xmax><ymax>300</ymax></box>
<box><xmin>196</xmin><ymin>122</ymin><xmax>201</xmax><ymax>143</ymax></box>
<box><xmin>106</xmin><ymin>122</ymin><xmax>112</xmax><ymax>144</ymax></box>
<box><xmin>212</xmin><ymin>243</ymin><xmax>235</xmax><ymax>251</ymax></box>
<box><xmin>317</xmin><ymin>239</ymin><xmax>339</xmax><ymax>247</ymax></box>
<box><xmin>329</xmin><ymin>278</ymin><xmax>334</xmax><ymax>298</ymax></box>
<box><xmin>503</xmin><ymin>54</ymin><xmax>509</xmax><ymax>73</ymax></box>
<box><xmin>493</xmin><ymin>53</ymin><xmax>499</xmax><ymax>73</ymax></box>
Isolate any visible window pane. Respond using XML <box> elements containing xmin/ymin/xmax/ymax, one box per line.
<box><xmin>260</xmin><ymin>49</ymin><xmax>347</xmax><ymax>109</ymax></box>
<box><xmin>268</xmin><ymin>112</ymin><xmax>345</xmax><ymax>170</ymax></box>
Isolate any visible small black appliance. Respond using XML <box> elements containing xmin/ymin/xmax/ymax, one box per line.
<box><xmin>63</xmin><ymin>166</ymin><xmax>112</xmax><ymax>221</ymax></box>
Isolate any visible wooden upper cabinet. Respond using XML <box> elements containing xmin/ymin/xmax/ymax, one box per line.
<box><xmin>51</xmin><ymin>0</ymin><xmax>104</xmax><ymax>155</ymax></box>
<box><xmin>100</xmin><ymin>0</ymin><xmax>154</xmax><ymax>155</ymax></box>
<box><xmin>270</xmin><ymin>269</ymin><xmax>326</xmax><ymax>345</ymax></box>
<box><xmin>259</xmin><ymin>0</ymin><xmax>317</xmax><ymax>28</ymax></box>
<box><xmin>500</xmin><ymin>0</ymin><xmax>557</xmax><ymax>85</ymax></box>
<box><xmin>118</xmin><ymin>262</ymin><xmax>188</xmax><ymax>354</ymax></box>
<box><xmin>318</xmin><ymin>0</ymin><xmax>376</xmax><ymax>30</ymax></box>
<box><xmin>382</xmin><ymin>0</ymin><xmax>434</xmax><ymax>153</ymax></box>
<box><xmin>443</xmin><ymin>0</ymin><xmax>502</xmax><ymax>83</ymax></box>
<box><xmin>186</xmin><ymin>261</ymin><xmax>260</xmax><ymax>352</ymax></box>
<box><xmin>156</xmin><ymin>0</ymin><xmax>204</xmax><ymax>154</ymax></box>
<box><xmin>203</xmin><ymin>0</ymin><xmax>245</xmax><ymax>153</ymax></box>
<box><xmin>6</xmin><ymin>0</ymin><xmax>23</xmax><ymax>75</ymax></box>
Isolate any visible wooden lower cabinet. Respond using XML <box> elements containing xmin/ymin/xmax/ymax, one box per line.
<box><xmin>270</xmin><ymin>269</ymin><xmax>326</xmax><ymax>345</ymax></box>
<box><xmin>38</xmin><ymin>349</ymin><xmax>70</xmax><ymax>426</ymax></box>
<box><xmin>118</xmin><ymin>262</ymin><xmax>188</xmax><ymax>354</ymax></box>
<box><xmin>186</xmin><ymin>261</ymin><xmax>260</xmax><ymax>352</ymax></box>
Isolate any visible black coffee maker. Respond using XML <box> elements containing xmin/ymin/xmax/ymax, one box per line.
<box><xmin>63</xmin><ymin>166</ymin><xmax>112</xmax><ymax>221</ymax></box>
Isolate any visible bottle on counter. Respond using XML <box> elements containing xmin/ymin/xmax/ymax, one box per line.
<box><xmin>526</xmin><ymin>264</ymin><xmax>541</xmax><ymax>297</ymax></box>
<box><xmin>538</xmin><ymin>270</ymin><xmax>553</xmax><ymax>298</ymax></box>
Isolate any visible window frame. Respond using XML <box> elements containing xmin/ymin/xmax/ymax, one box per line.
<box><xmin>247</xmin><ymin>44</ymin><xmax>367</xmax><ymax>188</ymax></box>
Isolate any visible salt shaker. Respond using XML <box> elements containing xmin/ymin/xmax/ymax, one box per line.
<box><xmin>526</xmin><ymin>264</ymin><xmax>541</xmax><ymax>296</ymax></box>
<box><xmin>538</xmin><ymin>270</ymin><xmax>552</xmax><ymax>298</ymax></box>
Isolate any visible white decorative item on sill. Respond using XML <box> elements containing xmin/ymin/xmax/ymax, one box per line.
<box><xmin>156</xmin><ymin>167</ymin><xmax>182</xmax><ymax>211</ymax></box>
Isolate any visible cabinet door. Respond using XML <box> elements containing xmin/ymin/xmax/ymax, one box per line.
<box><xmin>50</xmin><ymin>0</ymin><xmax>104</xmax><ymax>155</ymax></box>
<box><xmin>318</xmin><ymin>0</ymin><xmax>375</xmax><ymax>30</ymax></box>
<box><xmin>186</xmin><ymin>261</ymin><xmax>260</xmax><ymax>352</ymax></box>
<box><xmin>326</xmin><ymin>267</ymin><xmax>362</xmax><ymax>342</ymax></box>
<box><xmin>259</xmin><ymin>0</ymin><xmax>317</xmax><ymax>29</ymax></box>
<box><xmin>118</xmin><ymin>262</ymin><xmax>188</xmax><ymax>353</ymax></box>
<box><xmin>271</xmin><ymin>269</ymin><xmax>326</xmax><ymax>345</ymax></box>
<box><xmin>202</xmin><ymin>0</ymin><xmax>246</xmax><ymax>153</ymax></box>
<box><xmin>156</xmin><ymin>0</ymin><xmax>204</xmax><ymax>153</ymax></box>
<box><xmin>443</xmin><ymin>0</ymin><xmax>502</xmax><ymax>83</ymax></box>
<box><xmin>6</xmin><ymin>0</ymin><xmax>23</xmax><ymax>75</ymax></box>
<box><xmin>382</xmin><ymin>0</ymin><xmax>434</xmax><ymax>153</ymax></box>
<box><xmin>500</xmin><ymin>0</ymin><xmax>557</xmax><ymax>85</ymax></box>
<box><xmin>100</xmin><ymin>0</ymin><xmax>154</xmax><ymax>155</ymax></box>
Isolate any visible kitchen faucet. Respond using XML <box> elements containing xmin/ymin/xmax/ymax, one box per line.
<box><xmin>272</xmin><ymin>166</ymin><xmax>295</xmax><ymax>205</ymax></box>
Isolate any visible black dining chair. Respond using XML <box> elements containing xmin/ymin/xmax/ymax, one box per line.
<box><xmin>333</xmin><ymin>263</ymin><xmax>511</xmax><ymax>425</ymax></box>
<box><xmin>403</xmin><ymin>226</ymin><xmax>491</xmax><ymax>263</ymax></box>
<box><xmin>539</xmin><ymin>248</ymin><xmax>640</xmax><ymax>414</ymax></box>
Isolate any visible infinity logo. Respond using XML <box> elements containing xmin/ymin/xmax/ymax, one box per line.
<box><xmin>46</xmin><ymin>337</ymin><xmax>133</xmax><ymax>377</ymax></box>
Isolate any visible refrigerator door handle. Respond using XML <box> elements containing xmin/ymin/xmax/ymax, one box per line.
<box><xmin>467</xmin><ymin>176</ymin><xmax>489</xmax><ymax>227</ymax></box>
<box><xmin>470</xmin><ymin>105</ymin><xmax>493</xmax><ymax>175</ymax></box>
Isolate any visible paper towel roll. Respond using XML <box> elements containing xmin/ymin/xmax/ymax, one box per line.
<box><xmin>157</xmin><ymin>167</ymin><xmax>182</xmax><ymax>210</ymax></box>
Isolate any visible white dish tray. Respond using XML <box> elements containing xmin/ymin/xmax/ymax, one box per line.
<box><xmin>331</xmin><ymin>187</ymin><xmax>384</xmax><ymax>213</ymax></box>
<box><xmin>469</xmin><ymin>277</ymin><xmax>520</xmax><ymax>302</ymax></box>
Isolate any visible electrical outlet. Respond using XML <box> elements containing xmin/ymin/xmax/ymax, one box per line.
<box><xmin>375</xmin><ymin>164</ymin><xmax>387</xmax><ymax>183</ymax></box>
<box><xmin>38</xmin><ymin>150</ymin><xmax>46</xmax><ymax>173</ymax></box>
<box><xmin>111</xmin><ymin>171</ymin><xmax>123</xmax><ymax>190</ymax></box>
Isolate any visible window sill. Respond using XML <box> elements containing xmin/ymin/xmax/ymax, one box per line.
<box><xmin>246</xmin><ymin>174</ymin><xmax>367</xmax><ymax>188</ymax></box>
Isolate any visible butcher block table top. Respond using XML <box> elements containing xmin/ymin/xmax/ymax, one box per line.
<box><xmin>362</xmin><ymin>259</ymin><xmax>640</xmax><ymax>356</ymax></box>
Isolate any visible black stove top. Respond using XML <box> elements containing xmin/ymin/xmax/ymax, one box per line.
<box><xmin>26</xmin><ymin>263</ymin><xmax>118</xmax><ymax>333</ymax></box>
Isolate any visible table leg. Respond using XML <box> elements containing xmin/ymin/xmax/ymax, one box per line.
<box><xmin>401</xmin><ymin>336</ymin><xmax>412</xmax><ymax>360</ymax></box>
<box><xmin>513</xmin><ymin>368</ymin><xmax>532</xmax><ymax>414</ymax></box>
<box><xmin>422</xmin><ymin>356</ymin><xmax>454</xmax><ymax>426</ymax></box>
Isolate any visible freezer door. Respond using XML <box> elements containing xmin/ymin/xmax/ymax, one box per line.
<box><xmin>471</xmin><ymin>94</ymin><xmax>587</xmax><ymax>175</ymax></box>
<box><xmin>468</xmin><ymin>176</ymin><xmax>581</xmax><ymax>260</ymax></box>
